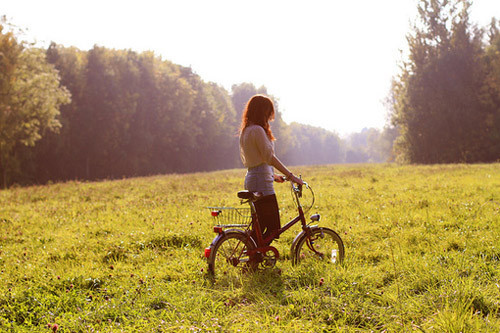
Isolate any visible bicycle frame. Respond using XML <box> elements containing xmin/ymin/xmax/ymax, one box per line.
<box><xmin>246</xmin><ymin>182</ymin><xmax>309</xmax><ymax>253</ymax></box>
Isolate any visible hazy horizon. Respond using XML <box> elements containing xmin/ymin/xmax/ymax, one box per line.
<box><xmin>3</xmin><ymin>0</ymin><xmax>500</xmax><ymax>135</ymax></box>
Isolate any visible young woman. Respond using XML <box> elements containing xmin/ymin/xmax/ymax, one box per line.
<box><xmin>239</xmin><ymin>94</ymin><xmax>303</xmax><ymax>244</ymax></box>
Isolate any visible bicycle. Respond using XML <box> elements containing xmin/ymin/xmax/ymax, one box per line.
<box><xmin>203</xmin><ymin>179</ymin><xmax>345</xmax><ymax>278</ymax></box>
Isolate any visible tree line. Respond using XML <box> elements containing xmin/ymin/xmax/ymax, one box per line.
<box><xmin>390</xmin><ymin>0</ymin><xmax>500</xmax><ymax>163</ymax></box>
<box><xmin>5</xmin><ymin>0</ymin><xmax>498</xmax><ymax>187</ymax></box>
<box><xmin>0</xmin><ymin>20</ymin><xmax>393</xmax><ymax>187</ymax></box>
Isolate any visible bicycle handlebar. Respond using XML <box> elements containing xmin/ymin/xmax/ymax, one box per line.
<box><xmin>282</xmin><ymin>175</ymin><xmax>308</xmax><ymax>199</ymax></box>
<box><xmin>282</xmin><ymin>175</ymin><xmax>307</xmax><ymax>187</ymax></box>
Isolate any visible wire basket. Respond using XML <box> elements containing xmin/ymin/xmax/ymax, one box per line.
<box><xmin>207</xmin><ymin>207</ymin><xmax>251</xmax><ymax>228</ymax></box>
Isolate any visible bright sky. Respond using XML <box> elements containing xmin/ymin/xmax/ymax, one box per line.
<box><xmin>3</xmin><ymin>0</ymin><xmax>500</xmax><ymax>135</ymax></box>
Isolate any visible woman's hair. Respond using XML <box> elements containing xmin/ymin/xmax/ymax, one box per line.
<box><xmin>239</xmin><ymin>94</ymin><xmax>276</xmax><ymax>141</ymax></box>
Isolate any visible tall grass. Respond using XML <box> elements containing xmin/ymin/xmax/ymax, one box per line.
<box><xmin>0</xmin><ymin>164</ymin><xmax>499</xmax><ymax>331</ymax></box>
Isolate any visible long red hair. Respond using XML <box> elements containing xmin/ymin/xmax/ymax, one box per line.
<box><xmin>239</xmin><ymin>94</ymin><xmax>276</xmax><ymax>141</ymax></box>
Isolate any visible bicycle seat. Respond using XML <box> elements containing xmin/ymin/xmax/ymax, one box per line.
<box><xmin>237</xmin><ymin>190</ymin><xmax>262</xmax><ymax>201</ymax></box>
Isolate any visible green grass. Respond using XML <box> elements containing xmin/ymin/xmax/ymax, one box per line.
<box><xmin>0</xmin><ymin>164</ymin><xmax>499</xmax><ymax>332</ymax></box>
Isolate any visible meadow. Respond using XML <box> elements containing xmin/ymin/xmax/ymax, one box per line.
<box><xmin>0</xmin><ymin>163</ymin><xmax>499</xmax><ymax>332</ymax></box>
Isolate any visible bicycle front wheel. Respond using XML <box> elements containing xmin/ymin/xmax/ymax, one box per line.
<box><xmin>293</xmin><ymin>227</ymin><xmax>345</xmax><ymax>265</ymax></box>
<box><xmin>208</xmin><ymin>230</ymin><xmax>256</xmax><ymax>278</ymax></box>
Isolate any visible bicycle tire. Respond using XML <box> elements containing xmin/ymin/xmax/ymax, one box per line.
<box><xmin>208</xmin><ymin>230</ymin><xmax>256</xmax><ymax>278</ymax></box>
<box><xmin>292</xmin><ymin>227</ymin><xmax>345</xmax><ymax>265</ymax></box>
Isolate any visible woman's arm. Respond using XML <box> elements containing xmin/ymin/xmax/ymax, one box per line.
<box><xmin>270</xmin><ymin>155</ymin><xmax>304</xmax><ymax>185</ymax></box>
<box><xmin>251</xmin><ymin>126</ymin><xmax>303</xmax><ymax>184</ymax></box>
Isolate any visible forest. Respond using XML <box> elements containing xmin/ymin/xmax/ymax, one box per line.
<box><xmin>1</xmin><ymin>0</ymin><xmax>499</xmax><ymax>187</ymax></box>
<box><xmin>0</xmin><ymin>27</ymin><xmax>394</xmax><ymax>187</ymax></box>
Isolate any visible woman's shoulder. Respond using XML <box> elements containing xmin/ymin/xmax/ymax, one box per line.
<box><xmin>244</xmin><ymin>125</ymin><xmax>271</xmax><ymax>146</ymax></box>
<box><xmin>245</xmin><ymin>124</ymin><xmax>266</xmax><ymax>136</ymax></box>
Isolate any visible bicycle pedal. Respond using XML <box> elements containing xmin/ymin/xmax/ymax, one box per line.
<box><xmin>262</xmin><ymin>256</ymin><xmax>277</xmax><ymax>268</ymax></box>
<box><xmin>250</xmin><ymin>251</ymin><xmax>264</xmax><ymax>263</ymax></box>
<box><xmin>265</xmin><ymin>257</ymin><xmax>276</xmax><ymax>265</ymax></box>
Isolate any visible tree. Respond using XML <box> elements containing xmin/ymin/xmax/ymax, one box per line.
<box><xmin>480</xmin><ymin>19</ymin><xmax>500</xmax><ymax>160</ymax></box>
<box><xmin>344</xmin><ymin>127</ymin><xmax>398</xmax><ymax>163</ymax></box>
<box><xmin>0</xmin><ymin>21</ymin><xmax>70</xmax><ymax>187</ymax></box>
<box><xmin>390</xmin><ymin>0</ymin><xmax>490</xmax><ymax>163</ymax></box>
<box><xmin>28</xmin><ymin>43</ymin><xmax>88</xmax><ymax>182</ymax></box>
<box><xmin>287</xmin><ymin>123</ymin><xmax>344</xmax><ymax>165</ymax></box>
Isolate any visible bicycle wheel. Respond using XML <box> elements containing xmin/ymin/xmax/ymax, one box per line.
<box><xmin>293</xmin><ymin>227</ymin><xmax>344</xmax><ymax>265</ymax></box>
<box><xmin>208</xmin><ymin>230</ymin><xmax>256</xmax><ymax>278</ymax></box>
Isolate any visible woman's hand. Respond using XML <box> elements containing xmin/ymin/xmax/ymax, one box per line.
<box><xmin>289</xmin><ymin>174</ymin><xmax>304</xmax><ymax>185</ymax></box>
<box><xmin>273</xmin><ymin>174</ymin><xmax>285</xmax><ymax>183</ymax></box>
<box><xmin>269</xmin><ymin>155</ymin><xmax>304</xmax><ymax>185</ymax></box>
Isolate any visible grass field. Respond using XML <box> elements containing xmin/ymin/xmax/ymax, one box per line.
<box><xmin>0</xmin><ymin>163</ymin><xmax>499</xmax><ymax>332</ymax></box>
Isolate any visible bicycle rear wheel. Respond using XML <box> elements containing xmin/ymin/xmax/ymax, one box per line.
<box><xmin>208</xmin><ymin>230</ymin><xmax>256</xmax><ymax>278</ymax></box>
<box><xmin>293</xmin><ymin>227</ymin><xmax>344</xmax><ymax>265</ymax></box>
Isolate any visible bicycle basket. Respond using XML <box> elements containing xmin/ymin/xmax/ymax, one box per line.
<box><xmin>207</xmin><ymin>207</ymin><xmax>251</xmax><ymax>228</ymax></box>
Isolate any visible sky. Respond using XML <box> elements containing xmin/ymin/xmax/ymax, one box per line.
<box><xmin>3</xmin><ymin>0</ymin><xmax>500</xmax><ymax>135</ymax></box>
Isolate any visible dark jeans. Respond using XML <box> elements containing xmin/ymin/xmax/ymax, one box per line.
<box><xmin>252</xmin><ymin>194</ymin><xmax>281</xmax><ymax>245</ymax></box>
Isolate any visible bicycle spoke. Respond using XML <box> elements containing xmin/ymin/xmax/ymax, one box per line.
<box><xmin>209</xmin><ymin>231</ymin><xmax>254</xmax><ymax>278</ymax></box>
<box><xmin>220</xmin><ymin>239</ymin><xmax>245</xmax><ymax>266</ymax></box>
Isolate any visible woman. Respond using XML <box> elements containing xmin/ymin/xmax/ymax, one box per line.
<box><xmin>239</xmin><ymin>94</ymin><xmax>303</xmax><ymax>244</ymax></box>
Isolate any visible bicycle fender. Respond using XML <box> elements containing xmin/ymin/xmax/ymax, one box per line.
<box><xmin>208</xmin><ymin>231</ymin><xmax>226</xmax><ymax>248</ymax></box>
<box><xmin>290</xmin><ymin>226</ymin><xmax>320</xmax><ymax>259</ymax></box>
<box><xmin>209</xmin><ymin>229</ymin><xmax>256</xmax><ymax>250</ymax></box>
